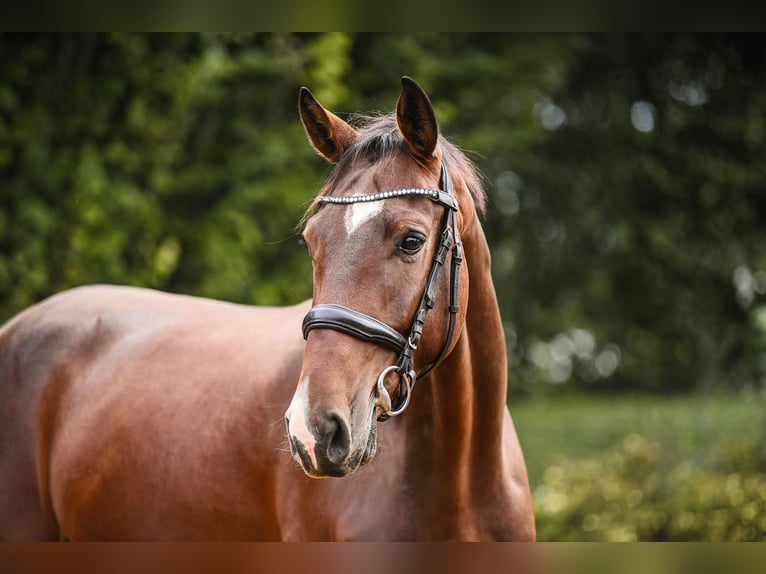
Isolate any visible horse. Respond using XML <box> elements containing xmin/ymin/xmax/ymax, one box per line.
<box><xmin>0</xmin><ymin>77</ymin><xmax>535</xmax><ymax>541</ymax></box>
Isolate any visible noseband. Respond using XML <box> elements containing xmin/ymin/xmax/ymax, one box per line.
<box><xmin>302</xmin><ymin>161</ymin><xmax>463</xmax><ymax>421</ymax></box>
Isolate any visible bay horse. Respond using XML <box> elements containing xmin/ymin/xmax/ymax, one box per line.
<box><xmin>0</xmin><ymin>77</ymin><xmax>535</xmax><ymax>541</ymax></box>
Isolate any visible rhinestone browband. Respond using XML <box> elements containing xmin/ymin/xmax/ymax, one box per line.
<box><xmin>316</xmin><ymin>188</ymin><xmax>442</xmax><ymax>204</ymax></box>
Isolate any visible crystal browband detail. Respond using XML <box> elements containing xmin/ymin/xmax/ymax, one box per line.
<box><xmin>316</xmin><ymin>188</ymin><xmax>442</xmax><ymax>204</ymax></box>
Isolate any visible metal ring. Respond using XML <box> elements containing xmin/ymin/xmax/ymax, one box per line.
<box><xmin>375</xmin><ymin>365</ymin><xmax>413</xmax><ymax>418</ymax></box>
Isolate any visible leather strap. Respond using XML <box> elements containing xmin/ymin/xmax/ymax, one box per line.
<box><xmin>302</xmin><ymin>303</ymin><xmax>406</xmax><ymax>352</ymax></box>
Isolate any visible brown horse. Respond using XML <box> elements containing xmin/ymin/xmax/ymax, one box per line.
<box><xmin>0</xmin><ymin>78</ymin><xmax>535</xmax><ymax>541</ymax></box>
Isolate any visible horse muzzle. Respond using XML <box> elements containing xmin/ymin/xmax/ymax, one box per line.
<box><xmin>285</xmin><ymin>402</ymin><xmax>377</xmax><ymax>478</ymax></box>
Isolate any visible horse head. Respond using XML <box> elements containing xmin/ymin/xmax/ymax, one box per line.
<box><xmin>285</xmin><ymin>77</ymin><xmax>476</xmax><ymax>478</ymax></box>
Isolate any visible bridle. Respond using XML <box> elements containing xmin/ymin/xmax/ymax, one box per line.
<box><xmin>302</xmin><ymin>161</ymin><xmax>463</xmax><ymax>421</ymax></box>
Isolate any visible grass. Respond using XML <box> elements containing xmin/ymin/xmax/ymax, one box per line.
<box><xmin>510</xmin><ymin>392</ymin><xmax>766</xmax><ymax>489</ymax></box>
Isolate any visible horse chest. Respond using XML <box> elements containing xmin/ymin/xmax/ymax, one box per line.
<box><xmin>286</xmin><ymin>463</ymin><xmax>504</xmax><ymax>541</ymax></box>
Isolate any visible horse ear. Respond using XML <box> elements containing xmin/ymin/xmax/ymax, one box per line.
<box><xmin>299</xmin><ymin>87</ymin><xmax>357</xmax><ymax>163</ymax></box>
<box><xmin>396</xmin><ymin>76</ymin><xmax>439</xmax><ymax>160</ymax></box>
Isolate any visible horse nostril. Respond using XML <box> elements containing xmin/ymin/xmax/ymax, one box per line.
<box><xmin>322</xmin><ymin>413</ymin><xmax>351</xmax><ymax>465</ymax></box>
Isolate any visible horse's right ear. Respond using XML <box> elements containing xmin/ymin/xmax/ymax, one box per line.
<box><xmin>299</xmin><ymin>87</ymin><xmax>356</xmax><ymax>163</ymax></box>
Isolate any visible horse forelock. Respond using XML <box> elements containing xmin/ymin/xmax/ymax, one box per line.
<box><xmin>301</xmin><ymin>114</ymin><xmax>486</xmax><ymax>227</ymax></box>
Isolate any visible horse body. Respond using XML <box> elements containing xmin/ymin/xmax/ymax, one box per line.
<box><xmin>0</xmin><ymin>78</ymin><xmax>535</xmax><ymax>540</ymax></box>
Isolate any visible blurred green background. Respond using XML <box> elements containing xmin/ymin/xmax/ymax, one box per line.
<box><xmin>1</xmin><ymin>33</ymin><xmax>765</xmax><ymax>540</ymax></box>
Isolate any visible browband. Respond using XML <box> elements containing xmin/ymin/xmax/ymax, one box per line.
<box><xmin>316</xmin><ymin>188</ymin><xmax>457</xmax><ymax>211</ymax></box>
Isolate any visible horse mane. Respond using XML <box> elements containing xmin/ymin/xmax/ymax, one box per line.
<box><xmin>302</xmin><ymin>114</ymin><xmax>486</xmax><ymax>226</ymax></box>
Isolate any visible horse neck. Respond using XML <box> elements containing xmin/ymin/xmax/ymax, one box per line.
<box><xmin>404</xmin><ymin>209</ymin><xmax>508</xmax><ymax>465</ymax></box>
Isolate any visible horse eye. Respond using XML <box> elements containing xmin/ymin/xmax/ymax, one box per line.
<box><xmin>400</xmin><ymin>233</ymin><xmax>425</xmax><ymax>255</ymax></box>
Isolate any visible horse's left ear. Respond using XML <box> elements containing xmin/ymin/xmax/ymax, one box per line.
<box><xmin>396</xmin><ymin>76</ymin><xmax>439</xmax><ymax>160</ymax></box>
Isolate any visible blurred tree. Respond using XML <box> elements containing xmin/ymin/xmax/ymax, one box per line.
<box><xmin>0</xmin><ymin>33</ymin><xmax>325</xmax><ymax>316</ymax></box>
<box><xmin>1</xmin><ymin>33</ymin><xmax>764</xmax><ymax>395</ymax></box>
<box><xmin>471</xmin><ymin>34</ymin><xmax>766</xmax><ymax>396</ymax></box>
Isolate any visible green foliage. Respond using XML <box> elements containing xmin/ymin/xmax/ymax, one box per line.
<box><xmin>0</xmin><ymin>33</ymin><xmax>330</xmax><ymax>318</ymax></box>
<box><xmin>512</xmin><ymin>394</ymin><xmax>766</xmax><ymax>541</ymax></box>
<box><xmin>465</xmin><ymin>34</ymin><xmax>766</xmax><ymax>396</ymax></box>
<box><xmin>535</xmin><ymin>434</ymin><xmax>766</xmax><ymax>541</ymax></box>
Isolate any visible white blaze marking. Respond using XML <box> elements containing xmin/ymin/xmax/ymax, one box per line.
<box><xmin>345</xmin><ymin>200</ymin><xmax>384</xmax><ymax>236</ymax></box>
<box><xmin>286</xmin><ymin>376</ymin><xmax>318</xmax><ymax>469</ymax></box>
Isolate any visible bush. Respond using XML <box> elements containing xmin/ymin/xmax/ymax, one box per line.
<box><xmin>534</xmin><ymin>433</ymin><xmax>766</xmax><ymax>541</ymax></box>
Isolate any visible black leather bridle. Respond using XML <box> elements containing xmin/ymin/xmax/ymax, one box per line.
<box><xmin>302</xmin><ymin>161</ymin><xmax>463</xmax><ymax>421</ymax></box>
